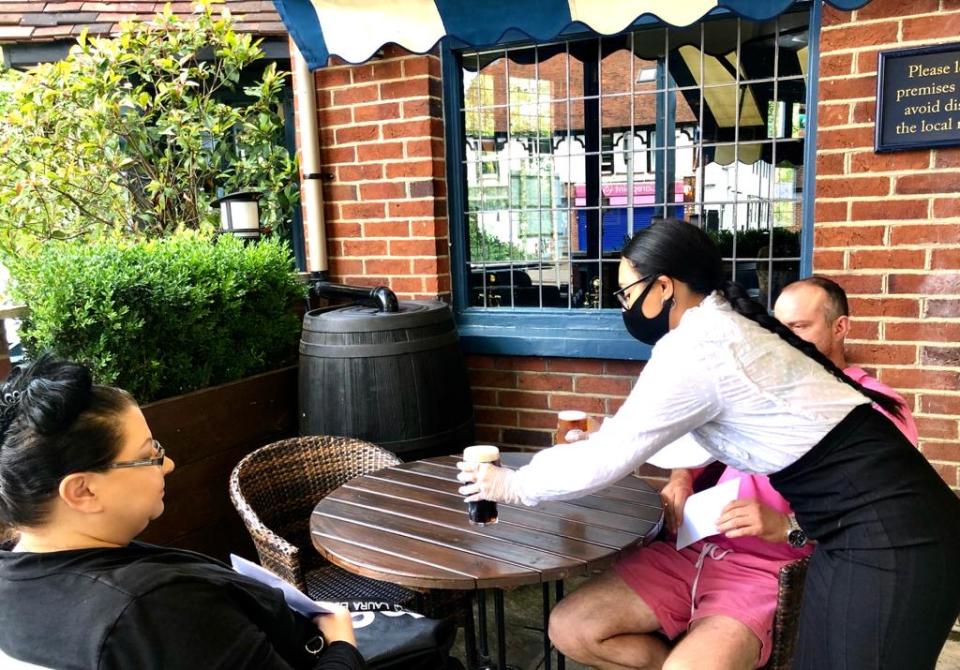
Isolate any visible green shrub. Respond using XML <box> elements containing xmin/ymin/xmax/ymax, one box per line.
<box><xmin>8</xmin><ymin>233</ymin><xmax>306</xmax><ymax>403</ymax></box>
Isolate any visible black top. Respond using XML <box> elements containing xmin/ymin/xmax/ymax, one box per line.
<box><xmin>0</xmin><ymin>542</ymin><xmax>366</xmax><ymax>670</ymax></box>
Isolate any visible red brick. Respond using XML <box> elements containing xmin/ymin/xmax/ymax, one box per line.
<box><xmin>403</xmin><ymin>98</ymin><xmax>443</xmax><ymax>119</ymax></box>
<box><xmin>887</xmin><ymin>321</ymin><xmax>960</xmax><ymax>343</ymax></box>
<box><xmin>818</xmin><ymin>272</ymin><xmax>885</xmax><ymax>294</ymax></box>
<box><xmin>818</xmin><ymin>126</ymin><xmax>874</xmax><ymax>150</ymax></box>
<box><xmin>327</xmin><ymin>258</ymin><xmax>363</xmax><ymax>275</ymax></box>
<box><xmin>518</xmin><ymin>411</ymin><xmax>560</xmax><ymax>429</ymax></box>
<box><xmin>933</xmin><ymin>198</ymin><xmax>960</xmax><ymax>219</ymax></box>
<box><xmin>931</xmin><ymin>462</ymin><xmax>958</xmax><ymax>487</ymax></box>
<box><xmin>927</xmin><ymin>299</ymin><xmax>960</xmax><ymax>318</ymax></box>
<box><xmin>817</xmin><ymin>153</ymin><xmax>845</xmax><ymax>176</ymax></box>
<box><xmin>386</xmin><ymin>160</ymin><xmax>444</xmax><ymax>179</ymax></box>
<box><xmin>604</xmin><ymin>360</ymin><xmax>645</xmax><ymax>376</ymax></box>
<box><xmin>364</xmin><ymin>221</ymin><xmax>410</xmax><ymax>237</ymax></box>
<box><xmin>814</xmin><ymin>225</ymin><xmax>884</xmax><ymax>247</ymax></box>
<box><xmin>857</xmin><ymin>0</ymin><xmax>938</xmax><ymax>20</ymax></box>
<box><xmin>847</xmin><ymin>343</ymin><xmax>917</xmax><ymax>365</ymax></box>
<box><xmin>814</xmin><ymin>200</ymin><xmax>848</xmax><ymax>222</ymax></box>
<box><xmin>340</xmin><ymin>202</ymin><xmax>385</xmax><ymax>220</ymax></box>
<box><xmin>335</xmin><ymin>124</ymin><xmax>380</xmax><ymax>144</ymax></box>
<box><xmin>852</xmin><ymin>199</ymin><xmax>928</xmax><ymax>221</ymax></box>
<box><xmin>931</xmin><ymin>249</ymin><xmax>960</xmax><ymax>269</ymax></box>
<box><xmin>575</xmin><ymin>376</ymin><xmax>633</xmax><ymax>396</ymax></box>
<box><xmin>848</xmin><ymin>297</ymin><xmax>919</xmax><ymax>318</ymax></box>
<box><xmin>389</xmin><ymin>239</ymin><xmax>438</xmax><ymax>256</ymax></box>
<box><xmin>817</xmin><ymin>103</ymin><xmax>850</xmax><ymax>128</ymax></box>
<box><xmin>314</xmin><ymin>68</ymin><xmax>352</xmax><ymax>87</ymax></box>
<box><xmin>412</xmin><ymin>218</ymin><xmax>446</xmax><ymax>237</ymax></box>
<box><xmin>606</xmin><ymin>397</ymin><xmax>627</xmax><ymax>414</ymax></box>
<box><xmin>321</xmin><ymin>146</ymin><xmax>356</xmax><ymax>164</ymax></box>
<box><xmin>342</xmin><ymin>239</ymin><xmax>387</xmax><ymax>256</ymax></box>
<box><xmin>387</xmin><ymin>199</ymin><xmax>442</xmax><ymax>217</ymax></box>
<box><xmin>410</xmin><ymin>180</ymin><xmax>435</xmax><ymax>198</ymax></box>
<box><xmin>327</xmin><ymin>222</ymin><xmax>361</xmax><ymax>238</ymax></box>
<box><xmin>352</xmin><ymin>60</ymin><xmax>403</xmax><ymax>83</ymax></box>
<box><xmin>921</xmin><ymin>440</ymin><xmax>960</xmax><ymax>460</ymax></box>
<box><xmin>497</xmin><ymin>390</ymin><xmax>550</xmax><ymax>410</ymax></box>
<box><xmin>851</xmin><ymin>101</ymin><xmax>876</xmax><ymax>124</ymax></box>
<box><xmin>360</xmin><ymin>182</ymin><xmax>406</xmax><ymax>200</ymax></box>
<box><xmin>881</xmin><ymin>367</ymin><xmax>960</xmax><ymax>390</ymax></box>
<box><xmin>354</xmin><ymin>102</ymin><xmax>401</xmax><ymax>123</ymax></box>
<box><xmin>388</xmin><ymin>277</ymin><xmax>424</xmax><ymax>294</ymax></box>
<box><xmin>496</xmin><ymin>357</ymin><xmax>548</xmax><ymax>372</ymax></box>
<box><xmin>813</xmin><ymin>249</ymin><xmax>843</xmax><ymax>271</ymax></box>
<box><xmin>820</xmin><ymin>53</ymin><xmax>853</xmax><ymax>78</ymax></box>
<box><xmin>935</xmin><ymin>149</ymin><xmax>960</xmax><ymax>168</ymax></box>
<box><xmin>406</xmin><ymin>138</ymin><xmax>444</xmax><ymax>158</ymax></box>
<box><xmin>850</xmin><ymin>151</ymin><xmax>930</xmax><ymax>173</ymax></box>
<box><xmin>903</xmin><ymin>13</ymin><xmax>960</xmax><ymax>42</ymax></box>
<box><xmin>332</xmin><ymin>84</ymin><xmax>379</xmax><ymax>106</ymax></box>
<box><xmin>474</xmin><ymin>425</ymin><xmax>500</xmax><ymax>442</ymax></box>
<box><xmin>466</xmin><ymin>355</ymin><xmax>496</xmax><ymax>369</ymax></box>
<box><xmin>365</xmin><ymin>258</ymin><xmax>412</xmax><ymax>275</ymax></box>
<box><xmin>820</xmin><ymin>21</ymin><xmax>898</xmax><ymax>54</ymax></box>
<box><xmin>318</xmin><ymin>107</ymin><xmax>352</xmax><ymax>126</ymax></box>
<box><xmin>847</xmin><ymin>320</ymin><xmax>879</xmax><ymax>340</ymax></box>
<box><xmin>889</xmin><ymin>273</ymin><xmax>960</xmax><ymax>294</ymax></box>
<box><xmin>817</xmin><ymin>176</ymin><xmax>889</xmax><ymax>199</ymax></box>
<box><xmin>383</xmin><ymin>119</ymin><xmax>444</xmax><ymax>140</ymax></box>
<box><xmin>517</xmin><ymin>374</ymin><xmax>573</xmax><ymax>392</ymax></box>
<box><xmin>468</xmin><ymin>369</ymin><xmax>517</xmax><ymax>389</ymax></box>
<box><xmin>923</xmin><ymin>394</ymin><xmax>960</xmax><ymax>416</ymax></box>
<box><xmin>890</xmin><ymin>224</ymin><xmax>960</xmax><ymax>245</ymax></box>
<box><xmin>819</xmin><ymin>75</ymin><xmax>877</xmax><ymax>101</ymax></box>
<box><xmin>897</xmin><ymin>172</ymin><xmax>960</xmax><ymax>195</ymax></box>
<box><xmin>403</xmin><ymin>57</ymin><xmax>441</xmax><ymax>78</ymax></box>
<box><xmin>848</xmin><ymin>249</ymin><xmax>924</xmax><ymax>270</ymax></box>
<box><xmin>357</xmin><ymin>142</ymin><xmax>404</xmax><ymax>161</ymax></box>
<box><xmin>380</xmin><ymin>77</ymin><xmax>434</xmax><ymax>100</ymax></box>
<box><xmin>471</xmin><ymin>388</ymin><xmax>497</xmax><ymax>406</ymax></box>
<box><xmin>325</xmin><ymin>184</ymin><xmax>358</xmax><ymax>202</ymax></box>
<box><xmin>547</xmin><ymin>359</ymin><xmax>606</xmax><ymax>374</ymax></box>
<box><xmin>548</xmin><ymin>394</ymin><xmax>606</xmax><ymax>415</ymax></box>
<box><xmin>337</xmin><ymin>164</ymin><xmax>383</xmax><ymax>182</ymax></box>
<box><xmin>475</xmin><ymin>408</ymin><xmax>518</xmax><ymax>427</ymax></box>
<box><xmin>823</xmin><ymin>3</ymin><xmax>854</xmax><ymax>26</ymax></box>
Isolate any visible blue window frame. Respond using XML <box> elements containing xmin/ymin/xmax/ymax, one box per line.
<box><xmin>443</xmin><ymin>5</ymin><xmax>821</xmax><ymax>360</ymax></box>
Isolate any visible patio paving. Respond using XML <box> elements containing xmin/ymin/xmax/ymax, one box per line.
<box><xmin>449</xmin><ymin>577</ymin><xmax>960</xmax><ymax>670</ymax></box>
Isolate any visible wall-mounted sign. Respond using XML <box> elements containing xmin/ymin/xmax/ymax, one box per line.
<box><xmin>876</xmin><ymin>42</ymin><xmax>960</xmax><ymax>152</ymax></box>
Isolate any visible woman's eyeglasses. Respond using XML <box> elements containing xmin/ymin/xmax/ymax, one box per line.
<box><xmin>108</xmin><ymin>440</ymin><xmax>165</xmax><ymax>469</ymax></box>
<box><xmin>612</xmin><ymin>274</ymin><xmax>652</xmax><ymax>309</ymax></box>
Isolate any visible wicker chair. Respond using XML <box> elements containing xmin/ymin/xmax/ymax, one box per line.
<box><xmin>760</xmin><ymin>557</ymin><xmax>810</xmax><ymax>670</ymax></box>
<box><xmin>229</xmin><ymin>435</ymin><xmax>421</xmax><ymax>606</ymax></box>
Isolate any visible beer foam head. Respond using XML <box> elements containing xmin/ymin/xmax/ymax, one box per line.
<box><xmin>558</xmin><ymin>410</ymin><xmax>587</xmax><ymax>421</ymax></box>
<box><xmin>463</xmin><ymin>445</ymin><xmax>500</xmax><ymax>463</ymax></box>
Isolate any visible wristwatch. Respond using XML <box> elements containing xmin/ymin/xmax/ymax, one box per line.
<box><xmin>786</xmin><ymin>515</ymin><xmax>808</xmax><ymax>548</ymax></box>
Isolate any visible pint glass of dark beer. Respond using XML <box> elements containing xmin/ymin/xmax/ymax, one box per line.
<box><xmin>463</xmin><ymin>445</ymin><xmax>500</xmax><ymax>526</ymax></box>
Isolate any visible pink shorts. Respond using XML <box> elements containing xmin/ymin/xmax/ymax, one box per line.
<box><xmin>613</xmin><ymin>540</ymin><xmax>790</xmax><ymax>668</ymax></box>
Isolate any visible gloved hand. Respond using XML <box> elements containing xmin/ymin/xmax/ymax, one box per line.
<box><xmin>456</xmin><ymin>461</ymin><xmax>523</xmax><ymax>505</ymax></box>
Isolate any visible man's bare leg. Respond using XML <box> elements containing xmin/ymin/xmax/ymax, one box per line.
<box><xmin>663</xmin><ymin>615</ymin><xmax>761</xmax><ymax>670</ymax></box>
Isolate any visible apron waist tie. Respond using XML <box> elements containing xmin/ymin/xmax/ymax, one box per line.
<box><xmin>690</xmin><ymin>541</ymin><xmax>732</xmax><ymax>620</ymax></box>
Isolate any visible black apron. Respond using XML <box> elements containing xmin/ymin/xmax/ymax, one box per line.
<box><xmin>770</xmin><ymin>404</ymin><xmax>960</xmax><ymax>670</ymax></box>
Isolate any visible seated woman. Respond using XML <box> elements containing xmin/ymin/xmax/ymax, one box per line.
<box><xmin>0</xmin><ymin>355</ymin><xmax>365</xmax><ymax>669</ymax></box>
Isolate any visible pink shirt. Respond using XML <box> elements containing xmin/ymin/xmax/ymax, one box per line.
<box><xmin>706</xmin><ymin>366</ymin><xmax>917</xmax><ymax>559</ymax></box>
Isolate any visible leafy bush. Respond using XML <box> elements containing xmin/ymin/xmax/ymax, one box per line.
<box><xmin>0</xmin><ymin>1</ymin><xmax>297</xmax><ymax>256</ymax></box>
<box><xmin>707</xmin><ymin>227</ymin><xmax>801</xmax><ymax>258</ymax></box>
<box><xmin>8</xmin><ymin>234</ymin><xmax>306</xmax><ymax>403</ymax></box>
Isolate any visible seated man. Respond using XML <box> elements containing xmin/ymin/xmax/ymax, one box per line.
<box><xmin>548</xmin><ymin>275</ymin><xmax>916</xmax><ymax>670</ymax></box>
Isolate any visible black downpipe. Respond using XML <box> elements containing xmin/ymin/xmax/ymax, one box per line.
<box><xmin>309</xmin><ymin>275</ymin><xmax>400</xmax><ymax>313</ymax></box>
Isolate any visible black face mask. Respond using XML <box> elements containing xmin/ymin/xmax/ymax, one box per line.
<box><xmin>621</xmin><ymin>280</ymin><xmax>672</xmax><ymax>345</ymax></box>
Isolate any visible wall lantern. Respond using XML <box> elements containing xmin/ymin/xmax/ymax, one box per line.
<box><xmin>212</xmin><ymin>191</ymin><xmax>263</xmax><ymax>240</ymax></box>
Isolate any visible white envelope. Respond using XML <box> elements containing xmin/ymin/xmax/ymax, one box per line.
<box><xmin>231</xmin><ymin>554</ymin><xmax>339</xmax><ymax>616</ymax></box>
<box><xmin>675</xmin><ymin>477</ymin><xmax>741</xmax><ymax>550</ymax></box>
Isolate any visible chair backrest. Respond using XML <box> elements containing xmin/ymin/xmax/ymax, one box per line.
<box><xmin>229</xmin><ymin>436</ymin><xmax>401</xmax><ymax>577</ymax></box>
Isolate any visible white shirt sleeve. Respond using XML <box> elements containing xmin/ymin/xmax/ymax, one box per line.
<box><xmin>512</xmin><ymin>330</ymin><xmax>724</xmax><ymax>505</ymax></box>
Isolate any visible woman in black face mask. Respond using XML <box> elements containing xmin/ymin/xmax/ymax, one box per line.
<box><xmin>458</xmin><ymin>218</ymin><xmax>960</xmax><ymax>670</ymax></box>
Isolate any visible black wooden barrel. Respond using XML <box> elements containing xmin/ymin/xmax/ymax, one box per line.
<box><xmin>299</xmin><ymin>300</ymin><xmax>474</xmax><ymax>459</ymax></box>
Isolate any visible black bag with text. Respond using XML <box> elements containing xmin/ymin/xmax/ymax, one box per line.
<box><xmin>344</xmin><ymin>601</ymin><xmax>462</xmax><ymax>670</ymax></box>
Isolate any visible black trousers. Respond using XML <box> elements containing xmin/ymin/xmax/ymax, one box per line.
<box><xmin>770</xmin><ymin>404</ymin><xmax>960</xmax><ymax>670</ymax></box>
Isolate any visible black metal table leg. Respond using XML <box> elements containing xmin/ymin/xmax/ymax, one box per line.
<box><xmin>464</xmin><ymin>592</ymin><xmax>479</xmax><ymax>670</ymax></box>
<box><xmin>493</xmin><ymin>589</ymin><xmax>507</xmax><ymax>670</ymax></box>
<box><xmin>542</xmin><ymin>583</ymin><xmax>552</xmax><ymax>670</ymax></box>
<box><xmin>555</xmin><ymin>581</ymin><xmax>565</xmax><ymax>670</ymax></box>
<box><xmin>477</xmin><ymin>589</ymin><xmax>489</xmax><ymax>659</ymax></box>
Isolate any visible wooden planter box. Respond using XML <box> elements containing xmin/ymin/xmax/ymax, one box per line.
<box><xmin>138</xmin><ymin>366</ymin><xmax>297</xmax><ymax>561</ymax></box>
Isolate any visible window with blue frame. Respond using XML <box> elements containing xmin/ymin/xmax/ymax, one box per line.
<box><xmin>446</xmin><ymin>10</ymin><xmax>812</xmax><ymax>354</ymax></box>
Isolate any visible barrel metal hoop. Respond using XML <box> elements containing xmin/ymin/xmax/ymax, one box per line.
<box><xmin>377</xmin><ymin>418</ymin><xmax>475</xmax><ymax>454</ymax></box>
<box><xmin>299</xmin><ymin>331</ymin><xmax>459</xmax><ymax>358</ymax></box>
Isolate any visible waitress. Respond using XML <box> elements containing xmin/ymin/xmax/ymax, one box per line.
<box><xmin>458</xmin><ymin>219</ymin><xmax>960</xmax><ymax>669</ymax></box>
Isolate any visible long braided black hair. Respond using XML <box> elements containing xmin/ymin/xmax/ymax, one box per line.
<box><xmin>620</xmin><ymin>218</ymin><xmax>903</xmax><ymax>420</ymax></box>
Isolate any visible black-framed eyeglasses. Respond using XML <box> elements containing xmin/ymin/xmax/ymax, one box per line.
<box><xmin>612</xmin><ymin>274</ymin><xmax>652</xmax><ymax>309</ymax></box>
<box><xmin>107</xmin><ymin>440</ymin><xmax>165</xmax><ymax>469</ymax></box>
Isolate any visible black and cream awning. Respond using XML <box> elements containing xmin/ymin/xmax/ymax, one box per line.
<box><xmin>272</xmin><ymin>0</ymin><xmax>871</xmax><ymax>70</ymax></box>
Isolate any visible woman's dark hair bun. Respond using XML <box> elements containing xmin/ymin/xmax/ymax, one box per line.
<box><xmin>3</xmin><ymin>354</ymin><xmax>93</xmax><ymax>437</ymax></box>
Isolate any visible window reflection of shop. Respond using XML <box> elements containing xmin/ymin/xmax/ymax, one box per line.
<box><xmin>462</xmin><ymin>12</ymin><xmax>808</xmax><ymax>312</ymax></box>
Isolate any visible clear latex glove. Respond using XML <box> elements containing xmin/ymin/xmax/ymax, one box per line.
<box><xmin>456</xmin><ymin>461</ymin><xmax>523</xmax><ymax>505</ymax></box>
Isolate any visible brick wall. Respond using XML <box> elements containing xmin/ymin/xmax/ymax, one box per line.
<box><xmin>817</xmin><ymin>0</ymin><xmax>960</xmax><ymax>493</ymax></box>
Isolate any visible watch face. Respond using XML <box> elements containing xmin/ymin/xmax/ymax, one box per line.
<box><xmin>788</xmin><ymin>529</ymin><xmax>807</xmax><ymax>548</ymax></box>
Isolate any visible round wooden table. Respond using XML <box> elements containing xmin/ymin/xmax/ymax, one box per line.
<box><xmin>310</xmin><ymin>454</ymin><xmax>664</xmax><ymax>669</ymax></box>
